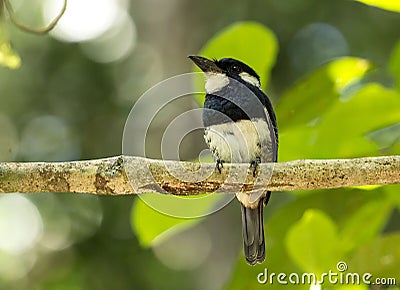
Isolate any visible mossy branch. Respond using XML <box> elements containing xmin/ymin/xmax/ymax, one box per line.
<box><xmin>0</xmin><ymin>155</ymin><xmax>399</xmax><ymax>195</ymax></box>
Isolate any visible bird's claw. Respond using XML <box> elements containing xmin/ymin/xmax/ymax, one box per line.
<box><xmin>216</xmin><ymin>159</ymin><xmax>224</xmax><ymax>174</ymax></box>
<box><xmin>250</xmin><ymin>157</ymin><xmax>261</xmax><ymax>177</ymax></box>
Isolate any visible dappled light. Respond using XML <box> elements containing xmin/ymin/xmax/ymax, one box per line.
<box><xmin>0</xmin><ymin>195</ymin><xmax>43</xmax><ymax>254</ymax></box>
<box><xmin>43</xmin><ymin>0</ymin><xmax>119</xmax><ymax>42</ymax></box>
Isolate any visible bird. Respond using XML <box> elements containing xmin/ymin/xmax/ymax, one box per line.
<box><xmin>188</xmin><ymin>55</ymin><xmax>278</xmax><ymax>265</ymax></box>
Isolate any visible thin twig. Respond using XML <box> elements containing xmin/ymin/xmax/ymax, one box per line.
<box><xmin>0</xmin><ymin>155</ymin><xmax>399</xmax><ymax>195</ymax></box>
<box><xmin>4</xmin><ymin>0</ymin><xmax>67</xmax><ymax>35</ymax></box>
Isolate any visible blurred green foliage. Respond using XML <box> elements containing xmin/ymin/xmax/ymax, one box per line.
<box><xmin>0</xmin><ymin>41</ymin><xmax>21</xmax><ymax>69</ymax></box>
<box><xmin>389</xmin><ymin>40</ymin><xmax>400</xmax><ymax>90</ymax></box>
<box><xmin>355</xmin><ymin>0</ymin><xmax>400</xmax><ymax>12</ymax></box>
<box><xmin>133</xmin><ymin>17</ymin><xmax>400</xmax><ymax>290</ymax></box>
<box><xmin>0</xmin><ymin>18</ymin><xmax>21</xmax><ymax>69</ymax></box>
<box><xmin>0</xmin><ymin>1</ymin><xmax>400</xmax><ymax>290</ymax></box>
<box><xmin>132</xmin><ymin>194</ymin><xmax>200</xmax><ymax>247</ymax></box>
<box><xmin>285</xmin><ymin>209</ymin><xmax>343</xmax><ymax>276</ymax></box>
<box><xmin>193</xmin><ymin>21</ymin><xmax>278</xmax><ymax>104</ymax></box>
<box><xmin>276</xmin><ymin>57</ymin><xmax>372</xmax><ymax>131</ymax></box>
<box><xmin>227</xmin><ymin>187</ymin><xmax>399</xmax><ymax>290</ymax></box>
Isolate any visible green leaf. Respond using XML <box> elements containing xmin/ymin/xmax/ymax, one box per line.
<box><xmin>131</xmin><ymin>192</ymin><xmax>229</xmax><ymax>247</ymax></box>
<box><xmin>194</xmin><ymin>21</ymin><xmax>278</xmax><ymax>104</ymax></box>
<box><xmin>276</xmin><ymin>57</ymin><xmax>372</xmax><ymax>131</ymax></box>
<box><xmin>278</xmin><ymin>126</ymin><xmax>317</xmax><ymax>161</ymax></box>
<box><xmin>312</xmin><ymin>84</ymin><xmax>400</xmax><ymax>158</ymax></box>
<box><xmin>0</xmin><ymin>24</ymin><xmax>21</xmax><ymax>69</ymax></box>
<box><xmin>389</xmin><ymin>40</ymin><xmax>400</xmax><ymax>90</ymax></box>
<box><xmin>339</xmin><ymin>199</ymin><xmax>392</xmax><ymax>253</ymax></box>
<box><xmin>391</xmin><ymin>139</ymin><xmax>400</xmax><ymax>154</ymax></box>
<box><xmin>349</xmin><ymin>185</ymin><xmax>382</xmax><ymax>191</ymax></box>
<box><xmin>137</xmin><ymin>191</ymin><xmax>229</xmax><ymax>218</ymax></box>
<box><xmin>285</xmin><ymin>209</ymin><xmax>343</xmax><ymax>275</ymax></box>
<box><xmin>227</xmin><ymin>189</ymin><xmax>387</xmax><ymax>290</ymax></box>
<box><xmin>355</xmin><ymin>0</ymin><xmax>400</xmax><ymax>13</ymax></box>
<box><xmin>386</xmin><ymin>184</ymin><xmax>400</xmax><ymax>209</ymax></box>
<box><xmin>350</xmin><ymin>233</ymin><xmax>400</xmax><ymax>277</ymax></box>
<box><xmin>367</xmin><ymin>123</ymin><xmax>400</xmax><ymax>151</ymax></box>
<box><xmin>0</xmin><ymin>47</ymin><xmax>21</xmax><ymax>69</ymax></box>
<box><xmin>131</xmin><ymin>196</ymin><xmax>198</xmax><ymax>247</ymax></box>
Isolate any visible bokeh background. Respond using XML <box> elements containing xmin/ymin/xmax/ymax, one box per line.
<box><xmin>0</xmin><ymin>0</ymin><xmax>400</xmax><ymax>289</ymax></box>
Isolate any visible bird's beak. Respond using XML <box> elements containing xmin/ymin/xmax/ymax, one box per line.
<box><xmin>188</xmin><ymin>55</ymin><xmax>223</xmax><ymax>73</ymax></box>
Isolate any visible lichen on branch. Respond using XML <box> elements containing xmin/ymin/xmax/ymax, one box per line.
<box><xmin>0</xmin><ymin>155</ymin><xmax>399</xmax><ymax>195</ymax></box>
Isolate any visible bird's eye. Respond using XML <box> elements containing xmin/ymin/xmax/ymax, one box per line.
<box><xmin>231</xmin><ymin>64</ymin><xmax>242</xmax><ymax>73</ymax></box>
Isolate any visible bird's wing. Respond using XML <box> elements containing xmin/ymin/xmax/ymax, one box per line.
<box><xmin>247</xmin><ymin>107</ymin><xmax>277</xmax><ymax>204</ymax></box>
<box><xmin>261</xmin><ymin>107</ymin><xmax>278</xmax><ymax>163</ymax></box>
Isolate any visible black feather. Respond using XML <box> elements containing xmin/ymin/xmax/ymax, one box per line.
<box><xmin>241</xmin><ymin>198</ymin><xmax>266</xmax><ymax>265</ymax></box>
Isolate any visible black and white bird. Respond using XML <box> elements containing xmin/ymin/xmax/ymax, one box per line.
<box><xmin>189</xmin><ymin>55</ymin><xmax>278</xmax><ymax>265</ymax></box>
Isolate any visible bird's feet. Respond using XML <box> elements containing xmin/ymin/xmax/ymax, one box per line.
<box><xmin>216</xmin><ymin>159</ymin><xmax>224</xmax><ymax>174</ymax></box>
<box><xmin>250</xmin><ymin>157</ymin><xmax>261</xmax><ymax>177</ymax></box>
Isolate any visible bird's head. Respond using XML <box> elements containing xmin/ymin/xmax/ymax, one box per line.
<box><xmin>189</xmin><ymin>55</ymin><xmax>261</xmax><ymax>93</ymax></box>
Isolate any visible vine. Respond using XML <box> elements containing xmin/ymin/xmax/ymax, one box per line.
<box><xmin>2</xmin><ymin>0</ymin><xmax>67</xmax><ymax>34</ymax></box>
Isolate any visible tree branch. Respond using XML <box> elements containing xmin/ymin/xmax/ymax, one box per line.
<box><xmin>0</xmin><ymin>155</ymin><xmax>399</xmax><ymax>195</ymax></box>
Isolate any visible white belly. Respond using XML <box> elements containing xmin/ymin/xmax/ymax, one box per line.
<box><xmin>204</xmin><ymin>118</ymin><xmax>272</xmax><ymax>163</ymax></box>
<box><xmin>204</xmin><ymin>117</ymin><xmax>275</xmax><ymax>208</ymax></box>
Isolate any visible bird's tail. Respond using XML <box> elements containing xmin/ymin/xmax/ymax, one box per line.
<box><xmin>241</xmin><ymin>195</ymin><xmax>269</xmax><ymax>265</ymax></box>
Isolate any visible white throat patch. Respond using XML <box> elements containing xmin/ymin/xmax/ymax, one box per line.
<box><xmin>239</xmin><ymin>72</ymin><xmax>260</xmax><ymax>88</ymax></box>
<box><xmin>205</xmin><ymin>73</ymin><xmax>229</xmax><ymax>93</ymax></box>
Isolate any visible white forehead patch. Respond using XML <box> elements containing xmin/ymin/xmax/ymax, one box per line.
<box><xmin>205</xmin><ymin>73</ymin><xmax>229</xmax><ymax>93</ymax></box>
<box><xmin>239</xmin><ymin>72</ymin><xmax>260</xmax><ymax>88</ymax></box>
